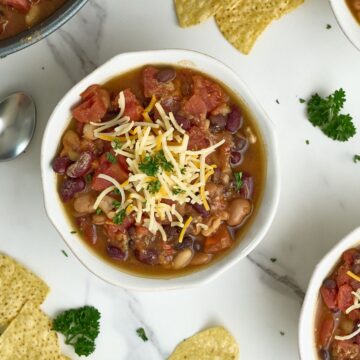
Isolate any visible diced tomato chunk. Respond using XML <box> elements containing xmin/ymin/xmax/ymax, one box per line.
<box><xmin>183</xmin><ymin>95</ymin><xmax>207</xmax><ymax>124</ymax></box>
<box><xmin>187</xmin><ymin>126</ymin><xmax>210</xmax><ymax>151</ymax></box>
<box><xmin>338</xmin><ymin>284</ymin><xmax>354</xmax><ymax>312</ymax></box>
<box><xmin>91</xmin><ymin>154</ymin><xmax>129</xmax><ymax>191</ymax></box>
<box><xmin>0</xmin><ymin>0</ymin><xmax>30</xmax><ymax>13</ymax></box>
<box><xmin>142</xmin><ymin>66</ymin><xmax>176</xmax><ymax>98</ymax></box>
<box><xmin>204</xmin><ymin>224</ymin><xmax>232</xmax><ymax>254</ymax></box>
<box><xmin>318</xmin><ymin>317</ymin><xmax>334</xmax><ymax>348</ymax></box>
<box><xmin>336</xmin><ymin>264</ymin><xmax>352</xmax><ymax>288</ymax></box>
<box><xmin>192</xmin><ymin>75</ymin><xmax>228</xmax><ymax>112</ymax></box>
<box><xmin>72</xmin><ymin>85</ymin><xmax>110</xmax><ymax>123</ymax></box>
<box><xmin>122</xmin><ymin>89</ymin><xmax>144</xmax><ymax>121</ymax></box>
<box><xmin>104</xmin><ymin>216</ymin><xmax>135</xmax><ymax>240</ymax></box>
<box><xmin>320</xmin><ymin>286</ymin><xmax>338</xmax><ymax>311</ymax></box>
<box><xmin>76</xmin><ymin>217</ymin><xmax>97</xmax><ymax>244</ymax></box>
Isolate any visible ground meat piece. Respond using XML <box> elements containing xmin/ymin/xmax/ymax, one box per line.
<box><xmin>143</xmin><ymin>66</ymin><xmax>178</xmax><ymax>98</ymax></box>
<box><xmin>331</xmin><ymin>341</ymin><xmax>360</xmax><ymax>360</ymax></box>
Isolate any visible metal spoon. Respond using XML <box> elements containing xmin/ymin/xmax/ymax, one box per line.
<box><xmin>0</xmin><ymin>92</ymin><xmax>36</xmax><ymax>161</ymax></box>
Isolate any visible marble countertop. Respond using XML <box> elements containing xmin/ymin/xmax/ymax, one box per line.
<box><xmin>1</xmin><ymin>0</ymin><xmax>360</xmax><ymax>359</ymax></box>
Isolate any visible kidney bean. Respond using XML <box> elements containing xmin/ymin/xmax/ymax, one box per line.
<box><xmin>175</xmin><ymin>114</ymin><xmax>191</xmax><ymax>131</ymax></box>
<box><xmin>240</xmin><ymin>174</ymin><xmax>254</xmax><ymax>199</ymax></box>
<box><xmin>209</xmin><ymin>114</ymin><xmax>227</xmax><ymax>132</ymax></box>
<box><xmin>174</xmin><ymin>235</ymin><xmax>194</xmax><ymax>250</ymax></box>
<box><xmin>323</xmin><ymin>278</ymin><xmax>337</xmax><ymax>289</ymax></box>
<box><xmin>225</xmin><ymin>105</ymin><xmax>243</xmax><ymax>133</ymax></box>
<box><xmin>60</xmin><ymin>178</ymin><xmax>85</xmax><ymax>202</ymax></box>
<box><xmin>134</xmin><ymin>248</ymin><xmax>158</xmax><ymax>265</ymax></box>
<box><xmin>352</xmin><ymin>263</ymin><xmax>360</xmax><ymax>274</ymax></box>
<box><xmin>163</xmin><ymin>225</ymin><xmax>181</xmax><ymax>241</ymax></box>
<box><xmin>66</xmin><ymin>151</ymin><xmax>93</xmax><ymax>178</ymax></box>
<box><xmin>233</xmin><ymin>135</ymin><xmax>248</xmax><ymax>152</ymax></box>
<box><xmin>192</xmin><ymin>203</ymin><xmax>210</xmax><ymax>218</ymax></box>
<box><xmin>156</xmin><ymin>68</ymin><xmax>176</xmax><ymax>83</ymax></box>
<box><xmin>230</xmin><ymin>151</ymin><xmax>242</xmax><ymax>167</ymax></box>
<box><xmin>106</xmin><ymin>245</ymin><xmax>127</xmax><ymax>260</ymax></box>
<box><xmin>52</xmin><ymin>156</ymin><xmax>72</xmax><ymax>175</ymax></box>
<box><xmin>319</xmin><ymin>349</ymin><xmax>330</xmax><ymax>360</ymax></box>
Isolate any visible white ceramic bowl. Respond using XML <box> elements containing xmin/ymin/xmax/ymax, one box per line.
<box><xmin>299</xmin><ymin>227</ymin><xmax>360</xmax><ymax>359</ymax></box>
<box><xmin>41</xmin><ymin>49</ymin><xmax>280</xmax><ymax>290</ymax></box>
<box><xmin>330</xmin><ymin>0</ymin><xmax>360</xmax><ymax>51</ymax></box>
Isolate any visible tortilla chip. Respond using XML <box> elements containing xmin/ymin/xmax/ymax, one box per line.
<box><xmin>168</xmin><ymin>326</ymin><xmax>239</xmax><ymax>360</ymax></box>
<box><xmin>0</xmin><ymin>302</ymin><xmax>66</xmax><ymax>360</ymax></box>
<box><xmin>0</xmin><ymin>254</ymin><xmax>49</xmax><ymax>330</ymax></box>
<box><xmin>286</xmin><ymin>0</ymin><xmax>304</xmax><ymax>13</ymax></box>
<box><xmin>174</xmin><ymin>0</ymin><xmax>237</xmax><ymax>27</ymax></box>
<box><xmin>215</xmin><ymin>0</ymin><xmax>292</xmax><ymax>54</ymax></box>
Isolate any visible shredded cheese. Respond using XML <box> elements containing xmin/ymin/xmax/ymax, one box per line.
<box><xmin>335</xmin><ymin>324</ymin><xmax>360</xmax><ymax>341</ymax></box>
<box><xmin>347</xmin><ymin>271</ymin><xmax>360</xmax><ymax>282</ymax></box>
<box><xmin>91</xmin><ymin>95</ymin><xmax>224</xmax><ymax>240</ymax></box>
<box><xmin>178</xmin><ymin>216</ymin><xmax>193</xmax><ymax>243</ymax></box>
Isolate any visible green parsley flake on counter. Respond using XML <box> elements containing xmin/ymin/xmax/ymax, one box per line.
<box><xmin>306</xmin><ymin>88</ymin><xmax>356</xmax><ymax>141</ymax></box>
<box><xmin>354</xmin><ymin>155</ymin><xmax>360</xmax><ymax>163</ymax></box>
<box><xmin>61</xmin><ymin>250</ymin><xmax>68</xmax><ymax>257</ymax></box>
<box><xmin>53</xmin><ymin>306</ymin><xmax>101</xmax><ymax>357</ymax></box>
<box><xmin>136</xmin><ymin>327</ymin><xmax>148</xmax><ymax>342</ymax></box>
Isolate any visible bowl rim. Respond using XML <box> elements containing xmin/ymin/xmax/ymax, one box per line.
<box><xmin>41</xmin><ymin>49</ymin><xmax>281</xmax><ymax>290</ymax></box>
<box><xmin>329</xmin><ymin>0</ymin><xmax>360</xmax><ymax>52</ymax></box>
<box><xmin>0</xmin><ymin>0</ymin><xmax>88</xmax><ymax>58</ymax></box>
<box><xmin>298</xmin><ymin>227</ymin><xmax>360</xmax><ymax>359</ymax></box>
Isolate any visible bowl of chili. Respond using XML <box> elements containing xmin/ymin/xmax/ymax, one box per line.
<box><xmin>299</xmin><ymin>227</ymin><xmax>360</xmax><ymax>359</ymax></box>
<box><xmin>329</xmin><ymin>0</ymin><xmax>360</xmax><ymax>52</ymax></box>
<box><xmin>0</xmin><ymin>0</ymin><xmax>88</xmax><ymax>58</ymax></box>
<box><xmin>41</xmin><ymin>49</ymin><xmax>280</xmax><ymax>290</ymax></box>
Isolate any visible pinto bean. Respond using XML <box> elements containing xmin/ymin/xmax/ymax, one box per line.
<box><xmin>173</xmin><ymin>248</ymin><xmax>193</xmax><ymax>269</ymax></box>
<box><xmin>227</xmin><ymin>198</ymin><xmax>251</xmax><ymax>226</ymax></box>
<box><xmin>99</xmin><ymin>195</ymin><xmax>116</xmax><ymax>215</ymax></box>
<box><xmin>190</xmin><ymin>253</ymin><xmax>212</xmax><ymax>266</ymax></box>
<box><xmin>92</xmin><ymin>213</ymin><xmax>107</xmax><ymax>225</ymax></box>
<box><xmin>83</xmin><ymin>123</ymin><xmax>96</xmax><ymax>140</ymax></box>
<box><xmin>73</xmin><ymin>193</ymin><xmax>96</xmax><ymax>214</ymax></box>
<box><xmin>61</xmin><ymin>130</ymin><xmax>81</xmax><ymax>161</ymax></box>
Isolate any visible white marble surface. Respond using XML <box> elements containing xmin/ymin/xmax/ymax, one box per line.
<box><xmin>1</xmin><ymin>0</ymin><xmax>360</xmax><ymax>359</ymax></box>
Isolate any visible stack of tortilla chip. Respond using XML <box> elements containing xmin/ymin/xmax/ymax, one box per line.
<box><xmin>0</xmin><ymin>254</ymin><xmax>69</xmax><ymax>359</ymax></box>
<box><xmin>174</xmin><ymin>0</ymin><xmax>304</xmax><ymax>54</ymax></box>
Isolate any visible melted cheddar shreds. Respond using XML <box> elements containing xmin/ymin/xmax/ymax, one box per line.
<box><xmin>92</xmin><ymin>96</ymin><xmax>223</xmax><ymax>241</ymax></box>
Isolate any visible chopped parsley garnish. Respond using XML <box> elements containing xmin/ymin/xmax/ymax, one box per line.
<box><xmin>111</xmin><ymin>139</ymin><xmax>122</xmax><ymax>150</ymax></box>
<box><xmin>112</xmin><ymin>200</ymin><xmax>121</xmax><ymax>209</ymax></box>
<box><xmin>305</xmin><ymin>140</ymin><xmax>310</xmax><ymax>145</ymax></box>
<box><xmin>139</xmin><ymin>155</ymin><xmax>159</xmax><ymax>176</ymax></box>
<box><xmin>326</xmin><ymin>24</ymin><xmax>332</xmax><ymax>29</ymax></box>
<box><xmin>155</xmin><ymin>150</ymin><xmax>174</xmax><ymax>172</ymax></box>
<box><xmin>299</xmin><ymin>98</ymin><xmax>306</xmax><ymax>104</ymax></box>
<box><xmin>180</xmin><ymin>168</ymin><xmax>186</xmax><ymax>175</ymax></box>
<box><xmin>114</xmin><ymin>188</ymin><xmax>121</xmax><ymax>195</ymax></box>
<box><xmin>354</xmin><ymin>155</ymin><xmax>360</xmax><ymax>163</ymax></box>
<box><xmin>113</xmin><ymin>209</ymin><xmax>126</xmax><ymax>225</ymax></box>
<box><xmin>61</xmin><ymin>250</ymin><xmax>68</xmax><ymax>257</ymax></box>
<box><xmin>85</xmin><ymin>174</ymin><xmax>92</xmax><ymax>183</ymax></box>
<box><xmin>234</xmin><ymin>172</ymin><xmax>243</xmax><ymax>191</ymax></box>
<box><xmin>95</xmin><ymin>208</ymin><xmax>102</xmax><ymax>215</ymax></box>
<box><xmin>70</xmin><ymin>231</ymin><xmax>77</xmax><ymax>234</ymax></box>
<box><xmin>136</xmin><ymin>327</ymin><xmax>148</xmax><ymax>342</ymax></box>
<box><xmin>106</xmin><ymin>152</ymin><xmax>117</xmax><ymax>164</ymax></box>
<box><xmin>53</xmin><ymin>306</ymin><xmax>101</xmax><ymax>357</ymax></box>
<box><xmin>306</xmin><ymin>88</ymin><xmax>356</xmax><ymax>141</ymax></box>
<box><xmin>139</xmin><ymin>151</ymin><xmax>174</xmax><ymax>176</ymax></box>
<box><xmin>147</xmin><ymin>180</ymin><xmax>161</xmax><ymax>194</ymax></box>
<box><xmin>172</xmin><ymin>187</ymin><xmax>185</xmax><ymax>195</ymax></box>
<box><xmin>270</xmin><ymin>257</ymin><xmax>277</xmax><ymax>263</ymax></box>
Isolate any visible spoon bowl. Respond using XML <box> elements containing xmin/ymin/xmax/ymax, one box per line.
<box><xmin>0</xmin><ymin>93</ymin><xmax>36</xmax><ymax>161</ymax></box>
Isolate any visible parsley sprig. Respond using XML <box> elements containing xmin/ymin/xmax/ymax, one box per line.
<box><xmin>53</xmin><ymin>306</ymin><xmax>101</xmax><ymax>357</ymax></box>
<box><xmin>136</xmin><ymin>327</ymin><xmax>148</xmax><ymax>342</ymax></box>
<box><xmin>139</xmin><ymin>151</ymin><xmax>173</xmax><ymax>176</ymax></box>
<box><xmin>113</xmin><ymin>209</ymin><xmax>126</xmax><ymax>225</ymax></box>
<box><xmin>306</xmin><ymin>88</ymin><xmax>356</xmax><ymax>141</ymax></box>
<box><xmin>234</xmin><ymin>172</ymin><xmax>243</xmax><ymax>191</ymax></box>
